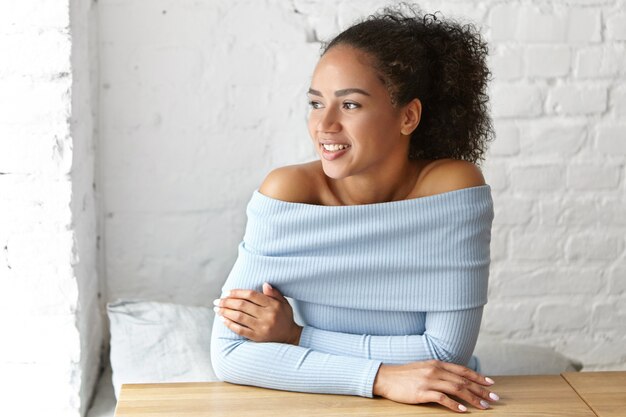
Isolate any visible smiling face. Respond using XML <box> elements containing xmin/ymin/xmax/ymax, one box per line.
<box><xmin>307</xmin><ymin>45</ymin><xmax>412</xmax><ymax>180</ymax></box>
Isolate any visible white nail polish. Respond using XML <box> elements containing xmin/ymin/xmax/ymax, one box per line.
<box><xmin>219</xmin><ymin>315</ymin><xmax>227</xmax><ymax>322</ymax></box>
<box><xmin>480</xmin><ymin>400</ymin><xmax>490</xmax><ymax>409</ymax></box>
<box><xmin>489</xmin><ymin>392</ymin><xmax>500</xmax><ymax>401</ymax></box>
<box><xmin>212</xmin><ymin>299</ymin><xmax>221</xmax><ymax>306</ymax></box>
<box><xmin>485</xmin><ymin>377</ymin><xmax>495</xmax><ymax>385</ymax></box>
<box><xmin>458</xmin><ymin>404</ymin><xmax>467</xmax><ymax>412</ymax></box>
<box><xmin>213</xmin><ymin>307</ymin><xmax>220</xmax><ymax>313</ymax></box>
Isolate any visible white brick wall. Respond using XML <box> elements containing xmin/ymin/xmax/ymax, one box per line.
<box><xmin>0</xmin><ymin>0</ymin><xmax>102</xmax><ymax>416</ymax></box>
<box><xmin>96</xmin><ymin>0</ymin><xmax>626</xmax><ymax>376</ymax></box>
<box><xmin>480</xmin><ymin>0</ymin><xmax>626</xmax><ymax>370</ymax></box>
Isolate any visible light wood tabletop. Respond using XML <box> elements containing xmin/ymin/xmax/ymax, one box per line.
<box><xmin>563</xmin><ymin>371</ymin><xmax>626</xmax><ymax>417</ymax></box>
<box><xmin>115</xmin><ymin>374</ymin><xmax>598</xmax><ymax>417</ymax></box>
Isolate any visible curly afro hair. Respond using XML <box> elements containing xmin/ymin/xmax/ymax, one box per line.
<box><xmin>323</xmin><ymin>4</ymin><xmax>493</xmax><ymax>163</ymax></box>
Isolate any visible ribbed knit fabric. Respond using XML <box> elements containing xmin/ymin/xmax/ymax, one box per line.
<box><xmin>211</xmin><ymin>184</ymin><xmax>493</xmax><ymax>398</ymax></box>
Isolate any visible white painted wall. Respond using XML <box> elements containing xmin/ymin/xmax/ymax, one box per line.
<box><xmin>71</xmin><ymin>0</ymin><xmax>103</xmax><ymax>414</ymax></box>
<box><xmin>0</xmin><ymin>0</ymin><xmax>102</xmax><ymax>416</ymax></box>
<box><xmin>98</xmin><ymin>0</ymin><xmax>626</xmax><ymax>372</ymax></box>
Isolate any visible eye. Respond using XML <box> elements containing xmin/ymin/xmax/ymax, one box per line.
<box><xmin>308</xmin><ymin>100</ymin><xmax>324</xmax><ymax>109</ymax></box>
<box><xmin>343</xmin><ymin>102</ymin><xmax>360</xmax><ymax>110</ymax></box>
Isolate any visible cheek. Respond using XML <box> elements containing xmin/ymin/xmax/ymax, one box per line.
<box><xmin>371</xmin><ymin>110</ymin><xmax>402</xmax><ymax>135</ymax></box>
<box><xmin>307</xmin><ymin>114</ymin><xmax>318</xmax><ymax>137</ymax></box>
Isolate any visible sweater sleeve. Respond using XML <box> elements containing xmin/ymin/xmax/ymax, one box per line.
<box><xmin>298</xmin><ymin>307</ymin><xmax>483</xmax><ymax>367</ymax></box>
<box><xmin>210</xmin><ymin>313</ymin><xmax>383</xmax><ymax>397</ymax></box>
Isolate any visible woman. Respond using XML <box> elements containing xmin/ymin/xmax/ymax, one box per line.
<box><xmin>211</xmin><ymin>5</ymin><xmax>496</xmax><ymax>413</ymax></box>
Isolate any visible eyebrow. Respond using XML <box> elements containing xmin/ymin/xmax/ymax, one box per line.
<box><xmin>307</xmin><ymin>88</ymin><xmax>371</xmax><ymax>97</ymax></box>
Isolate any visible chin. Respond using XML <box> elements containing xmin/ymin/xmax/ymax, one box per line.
<box><xmin>320</xmin><ymin>159</ymin><xmax>351</xmax><ymax>180</ymax></box>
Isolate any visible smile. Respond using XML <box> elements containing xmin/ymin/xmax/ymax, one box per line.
<box><xmin>321</xmin><ymin>143</ymin><xmax>351</xmax><ymax>152</ymax></box>
<box><xmin>319</xmin><ymin>142</ymin><xmax>351</xmax><ymax>161</ymax></box>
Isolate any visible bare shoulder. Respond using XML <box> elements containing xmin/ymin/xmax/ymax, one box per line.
<box><xmin>258</xmin><ymin>161</ymin><xmax>323</xmax><ymax>203</ymax></box>
<box><xmin>414</xmin><ymin>158</ymin><xmax>486</xmax><ymax>198</ymax></box>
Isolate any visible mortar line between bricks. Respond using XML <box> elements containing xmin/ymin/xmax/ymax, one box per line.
<box><xmin>560</xmin><ymin>374</ymin><xmax>600</xmax><ymax>417</ymax></box>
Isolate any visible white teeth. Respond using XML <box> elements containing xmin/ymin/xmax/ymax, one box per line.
<box><xmin>322</xmin><ymin>144</ymin><xmax>350</xmax><ymax>151</ymax></box>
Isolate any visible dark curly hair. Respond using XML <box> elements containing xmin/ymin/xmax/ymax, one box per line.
<box><xmin>322</xmin><ymin>4</ymin><xmax>493</xmax><ymax>163</ymax></box>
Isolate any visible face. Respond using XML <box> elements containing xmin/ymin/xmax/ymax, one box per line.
<box><xmin>307</xmin><ymin>45</ymin><xmax>409</xmax><ymax>180</ymax></box>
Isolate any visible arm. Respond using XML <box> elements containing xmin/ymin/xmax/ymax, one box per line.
<box><xmin>210</xmin><ymin>307</ymin><xmax>383</xmax><ymax>398</ymax></box>
<box><xmin>212</xmin><ymin>306</ymin><xmax>497</xmax><ymax>412</ymax></box>
<box><xmin>217</xmin><ymin>285</ymin><xmax>482</xmax><ymax>366</ymax></box>
<box><xmin>211</xmin><ymin>304</ymin><xmax>497</xmax><ymax>412</ymax></box>
<box><xmin>298</xmin><ymin>307</ymin><xmax>483</xmax><ymax>366</ymax></box>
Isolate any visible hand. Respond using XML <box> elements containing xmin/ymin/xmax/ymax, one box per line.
<box><xmin>373</xmin><ymin>360</ymin><xmax>499</xmax><ymax>413</ymax></box>
<box><xmin>214</xmin><ymin>283</ymin><xmax>303</xmax><ymax>345</ymax></box>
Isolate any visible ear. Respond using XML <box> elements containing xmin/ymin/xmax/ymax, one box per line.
<box><xmin>400</xmin><ymin>98</ymin><xmax>421</xmax><ymax>136</ymax></box>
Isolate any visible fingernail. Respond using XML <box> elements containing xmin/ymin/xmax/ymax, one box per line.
<box><xmin>219</xmin><ymin>315</ymin><xmax>227</xmax><ymax>322</ymax></box>
<box><xmin>489</xmin><ymin>392</ymin><xmax>500</xmax><ymax>401</ymax></box>
<box><xmin>485</xmin><ymin>377</ymin><xmax>495</xmax><ymax>385</ymax></box>
<box><xmin>264</xmin><ymin>282</ymin><xmax>273</xmax><ymax>289</ymax></box>
<box><xmin>458</xmin><ymin>404</ymin><xmax>467</xmax><ymax>412</ymax></box>
<box><xmin>480</xmin><ymin>400</ymin><xmax>490</xmax><ymax>409</ymax></box>
<box><xmin>213</xmin><ymin>306</ymin><xmax>220</xmax><ymax>314</ymax></box>
<box><xmin>212</xmin><ymin>299</ymin><xmax>221</xmax><ymax>306</ymax></box>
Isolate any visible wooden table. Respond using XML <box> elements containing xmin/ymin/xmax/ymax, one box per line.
<box><xmin>115</xmin><ymin>372</ymin><xmax>626</xmax><ymax>417</ymax></box>
<box><xmin>563</xmin><ymin>371</ymin><xmax>626</xmax><ymax>417</ymax></box>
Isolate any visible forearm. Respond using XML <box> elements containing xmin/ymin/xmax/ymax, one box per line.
<box><xmin>298</xmin><ymin>307</ymin><xmax>483</xmax><ymax>365</ymax></box>
<box><xmin>210</xmin><ymin>316</ymin><xmax>382</xmax><ymax>397</ymax></box>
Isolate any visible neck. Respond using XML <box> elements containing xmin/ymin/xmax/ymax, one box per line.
<box><xmin>329</xmin><ymin>158</ymin><xmax>422</xmax><ymax>205</ymax></box>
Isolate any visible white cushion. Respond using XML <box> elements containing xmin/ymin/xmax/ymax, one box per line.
<box><xmin>474</xmin><ymin>336</ymin><xmax>582</xmax><ymax>376</ymax></box>
<box><xmin>107</xmin><ymin>299</ymin><xmax>218</xmax><ymax>399</ymax></box>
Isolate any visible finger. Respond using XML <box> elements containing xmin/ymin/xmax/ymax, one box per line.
<box><xmin>217</xmin><ymin>298</ymin><xmax>262</xmax><ymax>318</ymax></box>
<box><xmin>437</xmin><ymin>361</ymin><xmax>494</xmax><ymax>386</ymax></box>
<box><xmin>423</xmin><ymin>391</ymin><xmax>467</xmax><ymax>413</ymax></box>
<box><xmin>436</xmin><ymin>368</ymin><xmax>499</xmax><ymax>403</ymax></box>
<box><xmin>465</xmin><ymin>380</ymin><xmax>499</xmax><ymax>403</ymax></box>
<box><xmin>219</xmin><ymin>315</ymin><xmax>254</xmax><ymax>339</ymax></box>
<box><xmin>263</xmin><ymin>282</ymin><xmax>287</xmax><ymax>302</ymax></box>
<box><xmin>219</xmin><ymin>306</ymin><xmax>257</xmax><ymax>328</ymax></box>
<box><xmin>226</xmin><ymin>289</ymin><xmax>270</xmax><ymax>307</ymax></box>
<box><xmin>430</xmin><ymin>380</ymin><xmax>489</xmax><ymax>410</ymax></box>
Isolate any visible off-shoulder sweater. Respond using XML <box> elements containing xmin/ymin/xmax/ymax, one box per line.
<box><xmin>210</xmin><ymin>184</ymin><xmax>494</xmax><ymax>397</ymax></box>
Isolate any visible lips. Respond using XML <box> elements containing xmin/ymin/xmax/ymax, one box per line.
<box><xmin>319</xmin><ymin>142</ymin><xmax>351</xmax><ymax>161</ymax></box>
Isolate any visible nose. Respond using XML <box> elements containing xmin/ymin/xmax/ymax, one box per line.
<box><xmin>316</xmin><ymin>107</ymin><xmax>341</xmax><ymax>133</ymax></box>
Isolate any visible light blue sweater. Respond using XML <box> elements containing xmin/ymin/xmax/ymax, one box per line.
<box><xmin>211</xmin><ymin>185</ymin><xmax>493</xmax><ymax>398</ymax></box>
